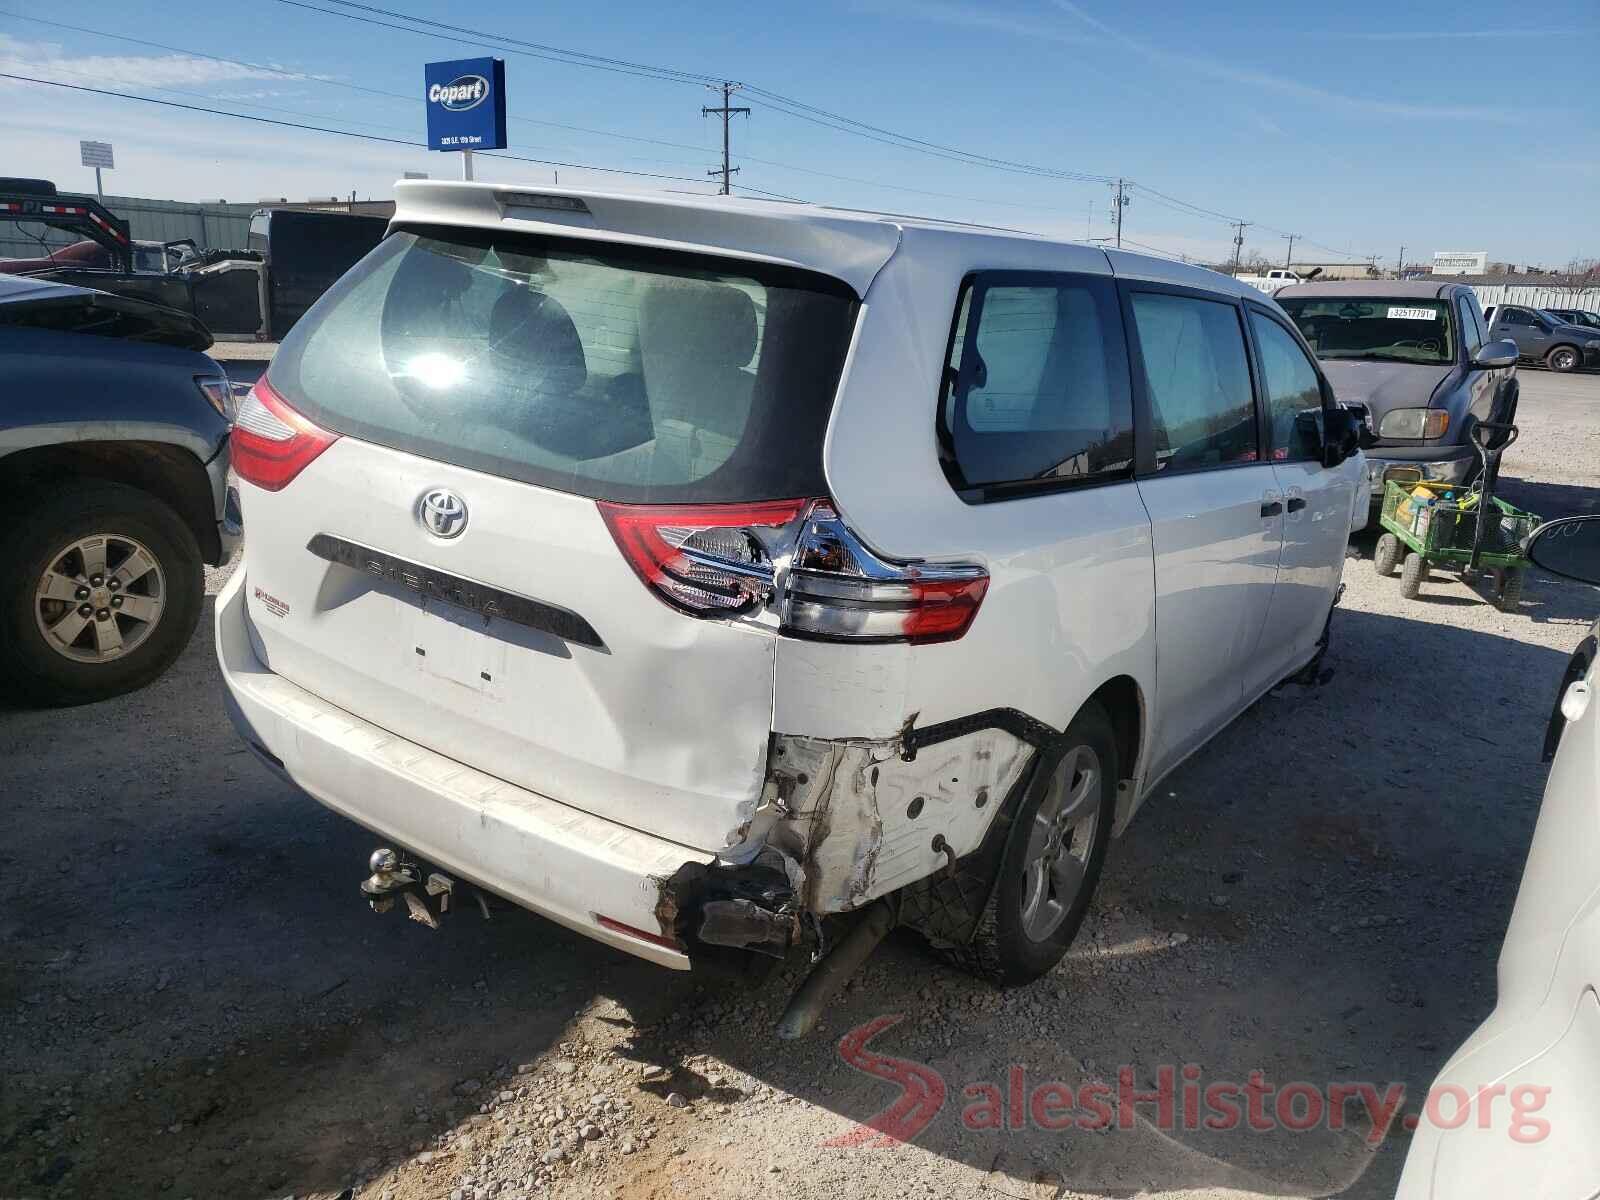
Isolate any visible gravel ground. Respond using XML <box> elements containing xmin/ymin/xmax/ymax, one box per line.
<box><xmin>3</xmin><ymin>372</ymin><xmax>1597</xmax><ymax>1200</ymax></box>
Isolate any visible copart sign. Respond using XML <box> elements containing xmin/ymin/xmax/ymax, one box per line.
<box><xmin>423</xmin><ymin>56</ymin><xmax>507</xmax><ymax>152</ymax></box>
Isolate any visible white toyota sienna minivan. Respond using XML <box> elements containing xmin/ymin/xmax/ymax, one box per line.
<box><xmin>217</xmin><ymin>182</ymin><xmax>1366</xmax><ymax>1019</ymax></box>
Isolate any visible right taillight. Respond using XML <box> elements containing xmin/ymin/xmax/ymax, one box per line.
<box><xmin>597</xmin><ymin>497</ymin><xmax>988</xmax><ymax>644</ymax></box>
<box><xmin>230</xmin><ymin>377</ymin><xmax>340</xmax><ymax>491</ymax></box>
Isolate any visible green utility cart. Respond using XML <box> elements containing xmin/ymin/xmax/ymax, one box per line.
<box><xmin>1372</xmin><ymin>422</ymin><xmax>1540</xmax><ymax>612</ymax></box>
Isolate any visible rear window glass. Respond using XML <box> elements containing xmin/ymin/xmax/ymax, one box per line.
<box><xmin>267</xmin><ymin>226</ymin><xmax>858</xmax><ymax>503</ymax></box>
<box><xmin>1278</xmin><ymin>297</ymin><xmax>1455</xmax><ymax>366</ymax></box>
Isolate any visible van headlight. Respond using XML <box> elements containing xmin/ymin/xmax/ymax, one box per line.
<box><xmin>1378</xmin><ymin>408</ymin><xmax>1449</xmax><ymax>439</ymax></box>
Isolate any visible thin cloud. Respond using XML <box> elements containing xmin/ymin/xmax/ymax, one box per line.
<box><xmin>1314</xmin><ymin>29</ymin><xmax>1570</xmax><ymax>40</ymax></box>
<box><xmin>0</xmin><ymin>34</ymin><xmax>281</xmax><ymax>89</ymax></box>
<box><xmin>1047</xmin><ymin>0</ymin><xmax>1514</xmax><ymax>121</ymax></box>
<box><xmin>851</xmin><ymin>0</ymin><xmax>1103</xmax><ymax>44</ymax></box>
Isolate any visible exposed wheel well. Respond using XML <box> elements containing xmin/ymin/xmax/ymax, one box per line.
<box><xmin>0</xmin><ymin>441</ymin><xmax>222</xmax><ymax>564</ymax></box>
<box><xmin>1086</xmin><ymin>674</ymin><xmax>1143</xmax><ymax>783</ymax></box>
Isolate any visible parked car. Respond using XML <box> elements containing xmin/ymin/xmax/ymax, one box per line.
<box><xmin>0</xmin><ymin>274</ymin><xmax>238</xmax><ymax>704</ymax></box>
<box><xmin>1396</xmin><ymin>514</ymin><xmax>1600</xmax><ymax>1197</ymax></box>
<box><xmin>1481</xmin><ymin>304</ymin><xmax>1600</xmax><ymax>373</ymax></box>
<box><xmin>1543</xmin><ymin>307</ymin><xmax>1600</xmax><ymax>332</ymax></box>
<box><xmin>246</xmin><ymin>207</ymin><xmax>388</xmax><ymax>339</ymax></box>
<box><xmin>216</xmin><ymin>184</ymin><xmax>1365</xmax><ymax>1020</ymax></box>
<box><xmin>1276</xmin><ymin>280</ymin><xmax>1519</xmax><ymax>511</ymax></box>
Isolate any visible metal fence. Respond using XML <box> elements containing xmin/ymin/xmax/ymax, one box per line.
<box><xmin>1469</xmin><ymin>284</ymin><xmax>1600</xmax><ymax>312</ymax></box>
<box><xmin>0</xmin><ymin>195</ymin><xmax>260</xmax><ymax>261</ymax></box>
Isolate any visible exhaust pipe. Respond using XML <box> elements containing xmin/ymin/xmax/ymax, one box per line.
<box><xmin>776</xmin><ymin>898</ymin><xmax>895</xmax><ymax>1040</ymax></box>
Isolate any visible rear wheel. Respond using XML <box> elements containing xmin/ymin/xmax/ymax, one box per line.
<box><xmin>963</xmin><ymin>701</ymin><xmax>1117</xmax><ymax>985</ymax></box>
<box><xmin>1546</xmin><ymin>345</ymin><xmax>1580</xmax><ymax>373</ymax></box>
<box><xmin>1373</xmin><ymin>533</ymin><xmax>1402</xmax><ymax>577</ymax></box>
<box><xmin>1399</xmin><ymin>551</ymin><xmax>1427</xmax><ymax>599</ymax></box>
<box><xmin>0</xmin><ymin>483</ymin><xmax>203</xmax><ymax>706</ymax></box>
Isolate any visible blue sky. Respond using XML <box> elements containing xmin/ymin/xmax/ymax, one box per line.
<box><xmin>2</xmin><ymin>0</ymin><xmax>1596</xmax><ymax>267</ymax></box>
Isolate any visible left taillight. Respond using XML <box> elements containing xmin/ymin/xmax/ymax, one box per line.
<box><xmin>230</xmin><ymin>377</ymin><xmax>339</xmax><ymax>492</ymax></box>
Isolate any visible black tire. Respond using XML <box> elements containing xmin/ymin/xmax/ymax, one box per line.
<box><xmin>1497</xmin><ymin>568</ymin><xmax>1525</xmax><ymax>613</ymax></box>
<box><xmin>0</xmin><ymin>483</ymin><xmax>203</xmax><ymax>706</ymax></box>
<box><xmin>963</xmin><ymin>701</ymin><xmax>1118</xmax><ymax>986</ymax></box>
<box><xmin>1399</xmin><ymin>550</ymin><xmax>1427</xmax><ymax>600</ymax></box>
<box><xmin>1546</xmin><ymin>345</ymin><xmax>1580</xmax><ymax>373</ymax></box>
<box><xmin>1373</xmin><ymin>533</ymin><xmax>1402</xmax><ymax>577</ymax></box>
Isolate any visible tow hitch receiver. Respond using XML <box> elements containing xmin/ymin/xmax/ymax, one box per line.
<box><xmin>360</xmin><ymin>847</ymin><xmax>476</xmax><ymax>929</ymax></box>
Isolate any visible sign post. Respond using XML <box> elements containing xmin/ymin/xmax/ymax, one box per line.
<box><xmin>79</xmin><ymin>140</ymin><xmax>114</xmax><ymax>200</ymax></box>
<box><xmin>423</xmin><ymin>58</ymin><xmax>507</xmax><ymax>181</ymax></box>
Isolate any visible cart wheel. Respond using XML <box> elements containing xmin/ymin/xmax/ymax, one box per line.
<box><xmin>1399</xmin><ymin>551</ymin><xmax>1427</xmax><ymax>599</ymax></box>
<box><xmin>1373</xmin><ymin>533</ymin><xmax>1402</xmax><ymax>577</ymax></box>
<box><xmin>1496</xmin><ymin>568</ymin><xmax>1525</xmax><ymax>613</ymax></box>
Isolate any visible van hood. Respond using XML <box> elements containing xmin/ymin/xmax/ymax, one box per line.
<box><xmin>1318</xmin><ymin>359</ymin><xmax>1453</xmax><ymax>423</ymax></box>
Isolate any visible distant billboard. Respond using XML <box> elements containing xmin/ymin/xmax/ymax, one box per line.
<box><xmin>79</xmin><ymin>140</ymin><xmax>114</xmax><ymax>169</ymax></box>
<box><xmin>1433</xmin><ymin>250</ymin><xmax>1488</xmax><ymax>276</ymax></box>
<box><xmin>424</xmin><ymin>57</ymin><xmax>507</xmax><ymax>152</ymax></box>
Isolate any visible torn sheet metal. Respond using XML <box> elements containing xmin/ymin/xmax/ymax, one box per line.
<box><xmin>733</xmin><ymin>726</ymin><xmax>1034</xmax><ymax>913</ymax></box>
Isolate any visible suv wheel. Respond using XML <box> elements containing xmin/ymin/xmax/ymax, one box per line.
<box><xmin>964</xmin><ymin>701</ymin><xmax>1118</xmax><ymax>985</ymax></box>
<box><xmin>1546</xmin><ymin>345</ymin><xmax>1580</xmax><ymax>373</ymax></box>
<box><xmin>0</xmin><ymin>483</ymin><xmax>204</xmax><ymax>706</ymax></box>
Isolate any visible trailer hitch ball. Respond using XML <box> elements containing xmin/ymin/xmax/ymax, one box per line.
<box><xmin>361</xmin><ymin>846</ymin><xmax>417</xmax><ymax>911</ymax></box>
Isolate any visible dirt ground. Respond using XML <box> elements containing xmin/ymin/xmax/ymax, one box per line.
<box><xmin>3</xmin><ymin>371</ymin><xmax>1597</xmax><ymax>1200</ymax></box>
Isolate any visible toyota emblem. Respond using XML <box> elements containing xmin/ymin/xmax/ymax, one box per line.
<box><xmin>419</xmin><ymin>488</ymin><xmax>468</xmax><ymax>539</ymax></box>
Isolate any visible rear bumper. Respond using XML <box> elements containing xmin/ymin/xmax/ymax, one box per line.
<box><xmin>213</xmin><ymin>569</ymin><xmax>707</xmax><ymax>969</ymax></box>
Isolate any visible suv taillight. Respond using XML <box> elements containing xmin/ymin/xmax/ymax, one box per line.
<box><xmin>230</xmin><ymin>378</ymin><xmax>339</xmax><ymax>491</ymax></box>
<box><xmin>597</xmin><ymin>498</ymin><xmax>988</xmax><ymax>644</ymax></box>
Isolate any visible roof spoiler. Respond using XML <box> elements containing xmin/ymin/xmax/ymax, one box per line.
<box><xmin>0</xmin><ymin>182</ymin><xmax>133</xmax><ymax>272</ymax></box>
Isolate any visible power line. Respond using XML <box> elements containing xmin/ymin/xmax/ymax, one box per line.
<box><xmin>13</xmin><ymin>3</ymin><xmax>1378</xmax><ymax>263</ymax></box>
<box><xmin>0</xmin><ymin>12</ymin><xmax>717</xmax><ymax>158</ymax></box>
<box><xmin>0</xmin><ymin>72</ymin><xmax>723</xmax><ymax>191</ymax></box>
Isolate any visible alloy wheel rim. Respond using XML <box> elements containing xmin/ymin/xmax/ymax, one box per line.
<box><xmin>1019</xmin><ymin>743</ymin><xmax>1101</xmax><ymax>942</ymax></box>
<box><xmin>33</xmin><ymin>534</ymin><xmax>166</xmax><ymax>664</ymax></box>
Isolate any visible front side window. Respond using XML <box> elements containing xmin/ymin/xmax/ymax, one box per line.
<box><xmin>938</xmin><ymin>274</ymin><xmax>1133</xmax><ymax>497</ymax></box>
<box><xmin>1458</xmin><ymin>296</ymin><xmax>1485</xmax><ymax>354</ymax></box>
<box><xmin>1250</xmin><ymin>312</ymin><xmax>1325</xmax><ymax>462</ymax></box>
<box><xmin>1128</xmin><ymin>292</ymin><xmax>1258</xmax><ymax>474</ymax></box>
<box><xmin>1502</xmin><ymin>307</ymin><xmax>1533</xmax><ymax>327</ymax></box>
<box><xmin>1278</xmin><ymin>297</ymin><xmax>1456</xmax><ymax>366</ymax></box>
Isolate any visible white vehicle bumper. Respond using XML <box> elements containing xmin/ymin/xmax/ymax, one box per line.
<box><xmin>214</xmin><ymin>569</ymin><xmax>706</xmax><ymax>969</ymax></box>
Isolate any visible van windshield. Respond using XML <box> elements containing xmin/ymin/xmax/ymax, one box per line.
<box><xmin>268</xmin><ymin>226</ymin><xmax>859</xmax><ymax>503</ymax></box>
<box><xmin>1278</xmin><ymin>297</ymin><xmax>1456</xmax><ymax>366</ymax></box>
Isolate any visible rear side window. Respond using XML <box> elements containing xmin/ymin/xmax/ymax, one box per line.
<box><xmin>268</xmin><ymin>227</ymin><xmax>858</xmax><ymax>503</ymax></box>
<box><xmin>937</xmin><ymin>273</ymin><xmax>1133</xmax><ymax>499</ymax></box>
<box><xmin>1249</xmin><ymin>311</ymin><xmax>1325</xmax><ymax>462</ymax></box>
<box><xmin>1128</xmin><ymin>292</ymin><xmax>1258</xmax><ymax>473</ymax></box>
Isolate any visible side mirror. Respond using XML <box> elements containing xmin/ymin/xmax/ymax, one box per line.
<box><xmin>1473</xmin><ymin>339</ymin><xmax>1519</xmax><ymax>369</ymax></box>
<box><xmin>1338</xmin><ymin>401</ymin><xmax>1380</xmax><ymax>449</ymax></box>
<box><xmin>1525</xmin><ymin>515</ymin><xmax>1600</xmax><ymax>586</ymax></box>
<box><xmin>1321</xmin><ymin>406</ymin><xmax>1362</xmax><ymax>468</ymax></box>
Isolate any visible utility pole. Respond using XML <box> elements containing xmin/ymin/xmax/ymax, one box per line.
<box><xmin>703</xmin><ymin>82</ymin><xmax>749</xmax><ymax>195</ymax></box>
<box><xmin>1281</xmin><ymin>233</ymin><xmax>1297</xmax><ymax>267</ymax></box>
<box><xmin>1230</xmin><ymin>220</ymin><xmax>1251</xmax><ymax>273</ymax></box>
<box><xmin>1111</xmin><ymin>178</ymin><xmax>1130</xmax><ymax>249</ymax></box>
<box><xmin>1396</xmin><ymin>244</ymin><xmax>1406</xmax><ymax>278</ymax></box>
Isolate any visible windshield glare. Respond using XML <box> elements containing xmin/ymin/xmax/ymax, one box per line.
<box><xmin>1279</xmin><ymin>298</ymin><xmax>1456</xmax><ymax>365</ymax></box>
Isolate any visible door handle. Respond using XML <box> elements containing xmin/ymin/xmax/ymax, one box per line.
<box><xmin>1287</xmin><ymin>497</ymin><xmax>1307</xmax><ymax>513</ymax></box>
<box><xmin>1260</xmin><ymin>500</ymin><xmax>1283</xmax><ymax>518</ymax></box>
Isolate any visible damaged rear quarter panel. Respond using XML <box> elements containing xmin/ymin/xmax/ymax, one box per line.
<box><xmin>747</xmin><ymin>726</ymin><xmax>1033</xmax><ymax>913</ymax></box>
